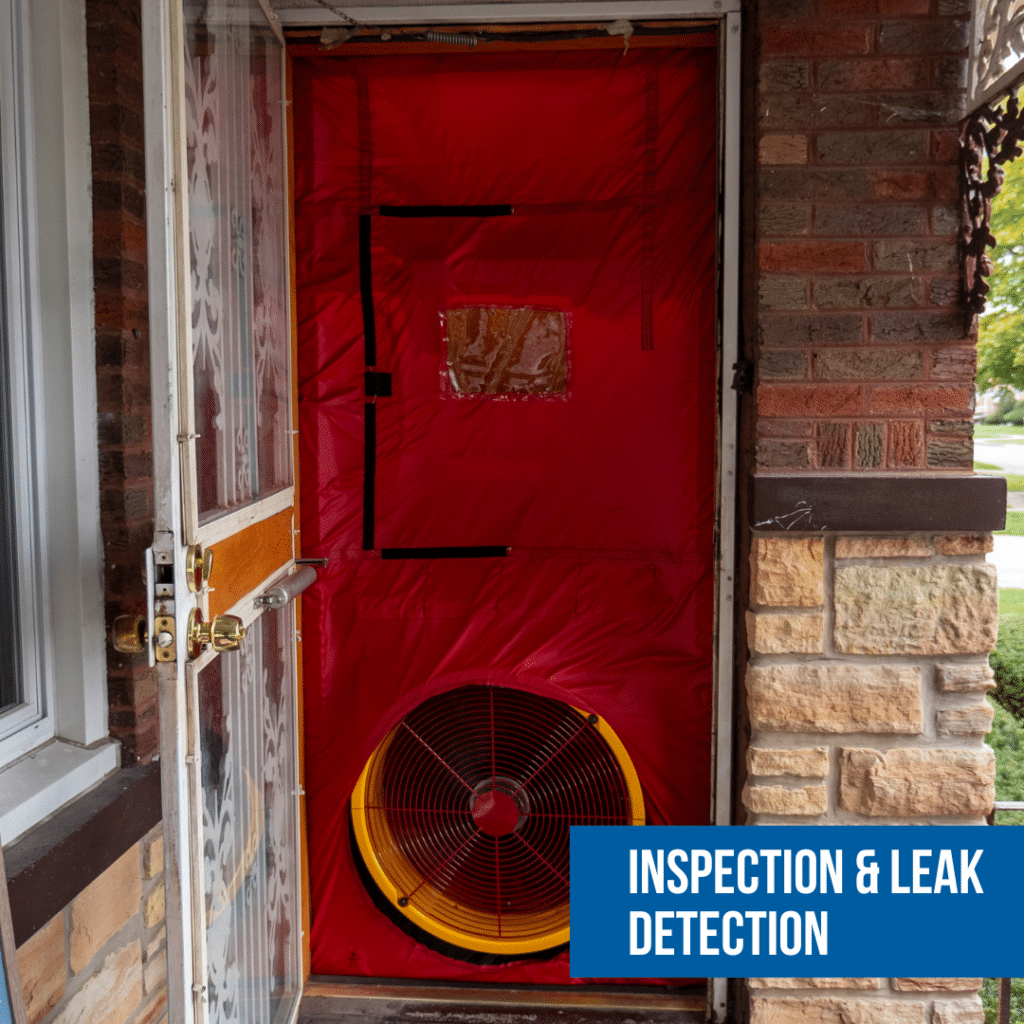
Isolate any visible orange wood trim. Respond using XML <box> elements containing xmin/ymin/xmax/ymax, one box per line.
<box><xmin>286</xmin><ymin>49</ymin><xmax>312</xmax><ymax>984</ymax></box>
<box><xmin>206</xmin><ymin>506</ymin><xmax>294</xmax><ymax>619</ymax></box>
<box><xmin>287</xmin><ymin>32</ymin><xmax>716</xmax><ymax>58</ymax></box>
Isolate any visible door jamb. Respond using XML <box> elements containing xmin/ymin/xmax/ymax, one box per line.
<box><xmin>271</xmin><ymin>4</ymin><xmax>740</xmax><ymax>1020</ymax></box>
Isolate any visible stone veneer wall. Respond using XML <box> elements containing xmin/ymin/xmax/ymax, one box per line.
<box><xmin>14</xmin><ymin>827</ymin><xmax>166</xmax><ymax>1024</ymax></box>
<box><xmin>742</xmin><ymin>534</ymin><xmax>996</xmax><ymax>1021</ymax></box>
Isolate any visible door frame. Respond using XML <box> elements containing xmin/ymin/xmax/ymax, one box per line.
<box><xmin>279</xmin><ymin>3</ymin><xmax>741</xmax><ymax>1020</ymax></box>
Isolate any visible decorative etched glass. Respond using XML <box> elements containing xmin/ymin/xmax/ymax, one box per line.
<box><xmin>198</xmin><ymin>608</ymin><xmax>301</xmax><ymax>1024</ymax></box>
<box><xmin>185</xmin><ymin>1</ymin><xmax>291</xmax><ymax>523</ymax></box>
<box><xmin>973</xmin><ymin>0</ymin><xmax>1024</xmax><ymax>107</ymax></box>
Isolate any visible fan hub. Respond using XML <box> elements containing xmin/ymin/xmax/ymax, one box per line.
<box><xmin>470</xmin><ymin>778</ymin><xmax>527</xmax><ymax>837</ymax></box>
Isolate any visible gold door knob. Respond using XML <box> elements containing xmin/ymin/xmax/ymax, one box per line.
<box><xmin>186</xmin><ymin>609</ymin><xmax>247</xmax><ymax>659</ymax></box>
<box><xmin>112</xmin><ymin>614</ymin><xmax>148</xmax><ymax>655</ymax></box>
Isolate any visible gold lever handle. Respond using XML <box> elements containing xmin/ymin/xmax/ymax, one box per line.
<box><xmin>112</xmin><ymin>614</ymin><xmax>148</xmax><ymax>655</ymax></box>
<box><xmin>186</xmin><ymin>609</ymin><xmax>247</xmax><ymax>659</ymax></box>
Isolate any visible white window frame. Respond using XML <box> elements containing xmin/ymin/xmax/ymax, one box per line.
<box><xmin>0</xmin><ymin>0</ymin><xmax>118</xmax><ymax>845</ymax></box>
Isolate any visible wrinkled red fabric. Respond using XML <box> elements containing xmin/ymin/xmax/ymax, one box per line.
<box><xmin>294</xmin><ymin>40</ymin><xmax>718</xmax><ymax>984</ymax></box>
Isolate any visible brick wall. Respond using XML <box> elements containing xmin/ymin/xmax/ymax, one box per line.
<box><xmin>87</xmin><ymin>0</ymin><xmax>157</xmax><ymax>765</ymax></box>
<box><xmin>745</xmin><ymin>2</ymin><xmax>992</xmax><ymax>1019</ymax></box>
<box><xmin>754</xmin><ymin>0</ymin><xmax>975</xmax><ymax>473</ymax></box>
<box><xmin>15</xmin><ymin>827</ymin><xmax>166</xmax><ymax>1024</ymax></box>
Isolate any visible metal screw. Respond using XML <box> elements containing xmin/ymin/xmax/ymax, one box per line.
<box><xmin>397</xmin><ymin>896</ymin><xmax>409</xmax><ymax>907</ymax></box>
<box><xmin>587</xmin><ymin>714</ymin><xmax>599</xmax><ymax>725</ymax></box>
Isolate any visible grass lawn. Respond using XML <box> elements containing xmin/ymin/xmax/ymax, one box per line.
<box><xmin>975</xmin><ymin>423</ymin><xmax>1024</xmax><ymax>440</ymax></box>
<box><xmin>1001</xmin><ymin>588</ymin><xmax>1024</xmax><ymax>618</ymax></box>
<box><xmin>974</xmin><ymin>464</ymin><xmax>1024</xmax><ymax>491</ymax></box>
<box><xmin>997</xmin><ymin>510</ymin><xmax>1024</xmax><ymax>536</ymax></box>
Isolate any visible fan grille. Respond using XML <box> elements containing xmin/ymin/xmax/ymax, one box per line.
<box><xmin>351</xmin><ymin>685</ymin><xmax>644</xmax><ymax>957</ymax></box>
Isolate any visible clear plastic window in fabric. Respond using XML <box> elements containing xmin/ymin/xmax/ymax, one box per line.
<box><xmin>442</xmin><ymin>307</ymin><xmax>569</xmax><ymax>398</ymax></box>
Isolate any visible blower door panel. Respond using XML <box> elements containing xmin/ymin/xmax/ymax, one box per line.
<box><xmin>294</xmin><ymin>39</ymin><xmax>718</xmax><ymax>983</ymax></box>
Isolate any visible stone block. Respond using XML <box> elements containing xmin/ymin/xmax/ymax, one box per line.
<box><xmin>17</xmin><ymin>913</ymin><xmax>66</xmax><ymax>1024</ymax></box>
<box><xmin>750</xmin><ymin>997</ymin><xmax>925</xmax><ymax>1024</ymax></box>
<box><xmin>52</xmin><ymin>943</ymin><xmax>142</xmax><ymax>1024</ymax></box>
<box><xmin>747</xmin><ymin>747</ymin><xmax>829</xmax><ymax>778</ymax></box>
<box><xmin>936</xmin><ymin>703</ymin><xmax>995</xmax><ymax>737</ymax></box>
<box><xmin>742</xmin><ymin>784</ymin><xmax>827</xmax><ymax>816</ymax></box>
<box><xmin>747</xmin><ymin>663</ymin><xmax>921</xmax><ymax>734</ymax></box>
<box><xmin>143</xmin><ymin>832</ymin><xmax>163</xmax><ymax>879</ymax></box>
<box><xmin>143</xmin><ymin>884</ymin><xmax>165</xmax><ymax>929</ymax></box>
<box><xmin>935</xmin><ymin>535</ymin><xmax>992</xmax><ymax>556</ymax></box>
<box><xmin>834</xmin><ymin>564</ymin><xmax>998</xmax><ymax>655</ymax></box>
<box><xmin>749</xmin><ymin>979</ymin><xmax>880</xmax><ymax>989</ymax></box>
<box><xmin>746</xmin><ymin>611</ymin><xmax>823</xmax><ymax>654</ymax></box>
<box><xmin>839</xmin><ymin>747</ymin><xmax>995</xmax><ymax>817</ymax></box>
<box><xmin>71</xmin><ymin>845</ymin><xmax>141</xmax><ymax>973</ymax></box>
<box><xmin>936</xmin><ymin>663</ymin><xmax>995</xmax><ymax>694</ymax></box>
<box><xmin>143</xmin><ymin>947</ymin><xmax>166</xmax><ymax>996</ymax></box>
<box><xmin>835</xmin><ymin>536</ymin><xmax>931</xmax><ymax>558</ymax></box>
<box><xmin>751</xmin><ymin>537</ymin><xmax>824</xmax><ymax>607</ymax></box>
<box><xmin>893</xmin><ymin>980</ymin><xmax>982</xmax><ymax>993</ymax></box>
<box><xmin>135</xmin><ymin>992</ymin><xmax>168</xmax><ymax>1024</ymax></box>
<box><xmin>932</xmin><ymin>999</ymin><xmax>984</xmax><ymax>1024</ymax></box>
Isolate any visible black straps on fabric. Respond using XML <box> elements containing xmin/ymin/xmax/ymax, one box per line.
<box><xmin>359</xmin><ymin>215</ymin><xmax>377</xmax><ymax>366</ymax></box>
<box><xmin>381</xmin><ymin>546</ymin><xmax>509</xmax><ymax>560</ymax></box>
<box><xmin>363</xmin><ymin>403</ymin><xmax>376</xmax><ymax>551</ymax></box>
<box><xmin>364</xmin><ymin>371</ymin><xmax>392</xmax><ymax>397</ymax></box>
<box><xmin>378</xmin><ymin>204</ymin><xmax>512</xmax><ymax>218</ymax></box>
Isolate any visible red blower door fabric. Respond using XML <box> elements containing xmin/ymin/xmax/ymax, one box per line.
<box><xmin>294</xmin><ymin>40</ymin><xmax>718</xmax><ymax>983</ymax></box>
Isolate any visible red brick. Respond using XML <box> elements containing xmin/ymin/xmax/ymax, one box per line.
<box><xmin>818</xmin><ymin>58</ymin><xmax>930</xmax><ymax>92</ymax></box>
<box><xmin>759</xmin><ymin>383</ymin><xmax>865</xmax><ymax>417</ymax></box>
<box><xmin>760</xmin><ymin>134</ymin><xmax>809</xmax><ymax>165</ymax></box>
<box><xmin>878</xmin><ymin>0</ymin><xmax>931</xmax><ymax>13</ymax></box>
<box><xmin>931</xmin><ymin>129</ymin><xmax>960</xmax><ymax>163</ymax></box>
<box><xmin>818</xmin><ymin>0</ymin><xmax>878</xmax><ymax>15</ymax></box>
<box><xmin>763</xmin><ymin>26</ymin><xmax>872</xmax><ymax>55</ymax></box>
<box><xmin>874</xmin><ymin>168</ymin><xmax>958</xmax><ymax>201</ymax></box>
<box><xmin>761</xmin><ymin>241</ymin><xmax>867</xmax><ymax>273</ymax></box>
<box><xmin>757</xmin><ymin>419</ymin><xmax>817</xmax><ymax>438</ymax></box>
<box><xmin>931</xmin><ymin>346</ymin><xmax>976</xmax><ymax>380</ymax></box>
<box><xmin>869</xmin><ymin>385</ymin><xmax>973</xmax><ymax>413</ymax></box>
<box><xmin>888</xmin><ymin>420</ymin><xmax>925</xmax><ymax>467</ymax></box>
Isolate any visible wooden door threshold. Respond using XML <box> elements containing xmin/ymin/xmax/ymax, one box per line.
<box><xmin>299</xmin><ymin>977</ymin><xmax>707</xmax><ymax>1023</ymax></box>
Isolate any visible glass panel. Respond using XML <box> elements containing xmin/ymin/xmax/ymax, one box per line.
<box><xmin>185</xmin><ymin>1</ymin><xmax>291</xmax><ymax>523</ymax></box>
<box><xmin>198</xmin><ymin>609</ymin><xmax>301</xmax><ymax>1024</ymax></box>
<box><xmin>0</xmin><ymin>123</ymin><xmax>22</xmax><ymax>720</ymax></box>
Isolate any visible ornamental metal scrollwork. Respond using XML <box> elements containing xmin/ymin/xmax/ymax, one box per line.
<box><xmin>973</xmin><ymin>0</ymin><xmax>1024</xmax><ymax>106</ymax></box>
<box><xmin>961</xmin><ymin>89</ymin><xmax>1024</xmax><ymax>324</ymax></box>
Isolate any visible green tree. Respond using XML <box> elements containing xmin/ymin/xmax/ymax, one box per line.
<box><xmin>978</xmin><ymin>145</ymin><xmax>1024</xmax><ymax>391</ymax></box>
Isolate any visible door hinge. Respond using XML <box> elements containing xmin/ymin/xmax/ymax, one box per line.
<box><xmin>730</xmin><ymin>359</ymin><xmax>754</xmax><ymax>394</ymax></box>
